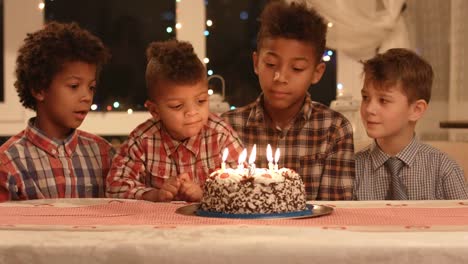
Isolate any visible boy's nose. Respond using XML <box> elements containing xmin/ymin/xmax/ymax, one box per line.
<box><xmin>81</xmin><ymin>90</ymin><xmax>93</xmax><ymax>102</ymax></box>
<box><xmin>185</xmin><ymin>105</ymin><xmax>199</xmax><ymax>117</ymax></box>
<box><xmin>273</xmin><ymin>70</ymin><xmax>288</xmax><ymax>84</ymax></box>
<box><xmin>363</xmin><ymin>101</ymin><xmax>377</xmax><ymax>115</ymax></box>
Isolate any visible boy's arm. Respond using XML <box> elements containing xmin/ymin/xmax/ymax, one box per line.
<box><xmin>106</xmin><ymin>136</ymin><xmax>154</xmax><ymax>199</ymax></box>
<box><xmin>0</xmin><ymin>163</ymin><xmax>11</xmax><ymax>202</ymax></box>
<box><xmin>317</xmin><ymin>120</ymin><xmax>355</xmax><ymax>201</ymax></box>
<box><xmin>440</xmin><ymin>158</ymin><xmax>468</xmax><ymax>199</ymax></box>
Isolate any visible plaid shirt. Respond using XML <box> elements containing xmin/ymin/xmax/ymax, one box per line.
<box><xmin>222</xmin><ymin>94</ymin><xmax>355</xmax><ymax>200</ymax></box>
<box><xmin>0</xmin><ymin>118</ymin><xmax>115</xmax><ymax>202</ymax></box>
<box><xmin>354</xmin><ymin>137</ymin><xmax>468</xmax><ymax>200</ymax></box>
<box><xmin>106</xmin><ymin>113</ymin><xmax>244</xmax><ymax>199</ymax></box>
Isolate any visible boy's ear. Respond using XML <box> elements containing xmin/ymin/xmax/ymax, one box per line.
<box><xmin>409</xmin><ymin>99</ymin><xmax>428</xmax><ymax>122</ymax></box>
<box><xmin>145</xmin><ymin>100</ymin><xmax>159</xmax><ymax>119</ymax></box>
<box><xmin>311</xmin><ymin>62</ymin><xmax>326</xmax><ymax>85</ymax></box>
<box><xmin>252</xmin><ymin>51</ymin><xmax>259</xmax><ymax>75</ymax></box>
<box><xmin>31</xmin><ymin>88</ymin><xmax>45</xmax><ymax>102</ymax></box>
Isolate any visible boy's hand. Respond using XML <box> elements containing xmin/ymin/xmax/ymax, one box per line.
<box><xmin>142</xmin><ymin>176</ymin><xmax>180</xmax><ymax>202</ymax></box>
<box><xmin>178</xmin><ymin>173</ymin><xmax>203</xmax><ymax>202</ymax></box>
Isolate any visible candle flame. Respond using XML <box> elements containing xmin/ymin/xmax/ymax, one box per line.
<box><xmin>266</xmin><ymin>144</ymin><xmax>273</xmax><ymax>162</ymax></box>
<box><xmin>238</xmin><ymin>149</ymin><xmax>247</xmax><ymax>165</ymax></box>
<box><xmin>248</xmin><ymin>144</ymin><xmax>256</xmax><ymax>164</ymax></box>
<box><xmin>222</xmin><ymin>148</ymin><xmax>228</xmax><ymax>162</ymax></box>
<box><xmin>274</xmin><ymin>148</ymin><xmax>280</xmax><ymax>163</ymax></box>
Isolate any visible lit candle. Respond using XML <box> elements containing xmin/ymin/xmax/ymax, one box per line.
<box><xmin>248</xmin><ymin>144</ymin><xmax>257</xmax><ymax>176</ymax></box>
<box><xmin>274</xmin><ymin>148</ymin><xmax>280</xmax><ymax>171</ymax></box>
<box><xmin>238</xmin><ymin>149</ymin><xmax>247</xmax><ymax>171</ymax></box>
<box><xmin>221</xmin><ymin>148</ymin><xmax>228</xmax><ymax>171</ymax></box>
<box><xmin>267</xmin><ymin>144</ymin><xmax>274</xmax><ymax>171</ymax></box>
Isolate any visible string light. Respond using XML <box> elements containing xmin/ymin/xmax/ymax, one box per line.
<box><xmin>240</xmin><ymin>11</ymin><xmax>248</xmax><ymax>20</ymax></box>
<box><xmin>175</xmin><ymin>23</ymin><xmax>182</xmax><ymax>29</ymax></box>
<box><xmin>337</xmin><ymin>83</ymin><xmax>344</xmax><ymax>97</ymax></box>
<box><xmin>230</xmin><ymin>106</ymin><xmax>236</xmax><ymax>110</ymax></box>
<box><xmin>113</xmin><ymin>101</ymin><xmax>120</xmax><ymax>108</ymax></box>
<box><xmin>323</xmin><ymin>55</ymin><xmax>331</xmax><ymax>62</ymax></box>
<box><xmin>38</xmin><ymin>2</ymin><xmax>45</xmax><ymax>10</ymax></box>
<box><xmin>327</xmin><ymin>50</ymin><xmax>334</xmax><ymax>56</ymax></box>
<box><xmin>203</xmin><ymin>57</ymin><xmax>210</xmax><ymax>64</ymax></box>
<box><xmin>127</xmin><ymin>109</ymin><xmax>133</xmax><ymax>114</ymax></box>
<box><xmin>204</xmin><ymin>30</ymin><xmax>210</xmax><ymax>36</ymax></box>
<box><xmin>208</xmin><ymin>89</ymin><xmax>214</xmax><ymax>95</ymax></box>
<box><xmin>327</xmin><ymin>22</ymin><xmax>334</xmax><ymax>28</ymax></box>
<box><xmin>207</xmin><ymin>70</ymin><xmax>214</xmax><ymax>75</ymax></box>
<box><xmin>206</xmin><ymin>20</ymin><xmax>213</xmax><ymax>27</ymax></box>
<box><xmin>106</xmin><ymin>105</ymin><xmax>112</xmax><ymax>111</ymax></box>
<box><xmin>166</xmin><ymin>27</ymin><xmax>173</xmax><ymax>33</ymax></box>
<box><xmin>90</xmin><ymin>104</ymin><xmax>98</xmax><ymax>111</ymax></box>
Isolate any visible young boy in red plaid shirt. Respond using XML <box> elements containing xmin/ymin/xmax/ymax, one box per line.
<box><xmin>106</xmin><ymin>40</ymin><xmax>243</xmax><ymax>202</ymax></box>
<box><xmin>0</xmin><ymin>22</ymin><xmax>114</xmax><ymax>201</ymax></box>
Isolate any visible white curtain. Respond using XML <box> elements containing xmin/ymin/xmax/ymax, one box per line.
<box><xmin>305</xmin><ymin>0</ymin><xmax>409</xmax><ymax>60</ymax></box>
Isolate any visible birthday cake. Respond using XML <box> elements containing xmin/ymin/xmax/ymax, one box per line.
<box><xmin>199</xmin><ymin>167</ymin><xmax>307</xmax><ymax>214</ymax></box>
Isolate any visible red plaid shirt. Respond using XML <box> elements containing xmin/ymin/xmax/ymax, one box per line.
<box><xmin>106</xmin><ymin>114</ymin><xmax>244</xmax><ymax>199</ymax></box>
<box><xmin>0</xmin><ymin>118</ymin><xmax>115</xmax><ymax>202</ymax></box>
<box><xmin>222</xmin><ymin>94</ymin><xmax>355</xmax><ymax>200</ymax></box>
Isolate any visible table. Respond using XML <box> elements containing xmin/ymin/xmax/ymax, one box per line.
<box><xmin>439</xmin><ymin>120</ymin><xmax>468</xmax><ymax>128</ymax></box>
<box><xmin>0</xmin><ymin>199</ymin><xmax>467</xmax><ymax>264</ymax></box>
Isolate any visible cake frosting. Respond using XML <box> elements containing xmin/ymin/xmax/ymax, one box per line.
<box><xmin>200</xmin><ymin>167</ymin><xmax>307</xmax><ymax>214</ymax></box>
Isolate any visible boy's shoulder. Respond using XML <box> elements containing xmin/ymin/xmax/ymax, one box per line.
<box><xmin>0</xmin><ymin>130</ymin><xmax>28</xmax><ymax>160</ymax></box>
<box><xmin>221</xmin><ymin>101</ymin><xmax>257</xmax><ymax>119</ymax></box>
<box><xmin>127</xmin><ymin>118</ymin><xmax>161</xmax><ymax>139</ymax></box>
<box><xmin>75</xmin><ymin>130</ymin><xmax>113</xmax><ymax>149</ymax></box>
<box><xmin>309</xmin><ymin>100</ymin><xmax>351</xmax><ymax>124</ymax></box>
<box><xmin>206</xmin><ymin>113</ymin><xmax>238</xmax><ymax>134</ymax></box>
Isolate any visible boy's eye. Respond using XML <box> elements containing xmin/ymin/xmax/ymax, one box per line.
<box><xmin>379</xmin><ymin>98</ymin><xmax>389</xmax><ymax>104</ymax></box>
<box><xmin>264</xmin><ymin>62</ymin><xmax>276</xmax><ymax>68</ymax></box>
<box><xmin>89</xmin><ymin>86</ymin><xmax>96</xmax><ymax>91</ymax></box>
<box><xmin>69</xmin><ymin>84</ymin><xmax>79</xmax><ymax>89</ymax></box>
<box><xmin>169</xmin><ymin>104</ymin><xmax>183</xmax><ymax>110</ymax></box>
<box><xmin>198</xmin><ymin>99</ymin><xmax>207</xmax><ymax>104</ymax></box>
<box><xmin>361</xmin><ymin>95</ymin><xmax>368</xmax><ymax>101</ymax></box>
<box><xmin>292</xmin><ymin>67</ymin><xmax>305</xmax><ymax>72</ymax></box>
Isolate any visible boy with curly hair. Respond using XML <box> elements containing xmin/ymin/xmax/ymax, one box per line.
<box><xmin>222</xmin><ymin>0</ymin><xmax>355</xmax><ymax>200</ymax></box>
<box><xmin>355</xmin><ymin>48</ymin><xmax>467</xmax><ymax>200</ymax></box>
<box><xmin>106</xmin><ymin>40</ymin><xmax>243</xmax><ymax>202</ymax></box>
<box><xmin>0</xmin><ymin>22</ymin><xmax>114</xmax><ymax>201</ymax></box>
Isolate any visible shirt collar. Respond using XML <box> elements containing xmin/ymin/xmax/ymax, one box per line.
<box><xmin>160</xmin><ymin>124</ymin><xmax>202</xmax><ymax>157</ymax></box>
<box><xmin>245</xmin><ymin>93</ymin><xmax>313</xmax><ymax>128</ymax></box>
<box><xmin>25</xmin><ymin>117</ymin><xmax>78</xmax><ymax>157</ymax></box>
<box><xmin>369</xmin><ymin>136</ymin><xmax>419</xmax><ymax>170</ymax></box>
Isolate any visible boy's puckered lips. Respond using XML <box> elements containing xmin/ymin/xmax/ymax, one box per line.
<box><xmin>73</xmin><ymin>110</ymin><xmax>88</xmax><ymax>120</ymax></box>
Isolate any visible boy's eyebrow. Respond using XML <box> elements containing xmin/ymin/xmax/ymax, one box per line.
<box><xmin>264</xmin><ymin>51</ymin><xmax>310</xmax><ymax>62</ymax></box>
<box><xmin>165</xmin><ymin>90</ymin><xmax>208</xmax><ymax>101</ymax></box>
<box><xmin>66</xmin><ymin>75</ymin><xmax>96</xmax><ymax>82</ymax></box>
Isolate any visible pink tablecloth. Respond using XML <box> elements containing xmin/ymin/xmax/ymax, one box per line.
<box><xmin>1</xmin><ymin>199</ymin><xmax>468</xmax><ymax>231</ymax></box>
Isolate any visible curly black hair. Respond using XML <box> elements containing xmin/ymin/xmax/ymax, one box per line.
<box><xmin>15</xmin><ymin>21</ymin><xmax>110</xmax><ymax>110</ymax></box>
<box><xmin>145</xmin><ymin>39</ymin><xmax>206</xmax><ymax>99</ymax></box>
<box><xmin>257</xmin><ymin>0</ymin><xmax>327</xmax><ymax>63</ymax></box>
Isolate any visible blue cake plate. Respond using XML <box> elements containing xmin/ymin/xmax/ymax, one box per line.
<box><xmin>176</xmin><ymin>203</ymin><xmax>333</xmax><ymax>219</ymax></box>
